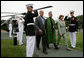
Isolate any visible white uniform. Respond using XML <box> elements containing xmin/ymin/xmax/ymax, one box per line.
<box><xmin>16</xmin><ymin>16</ymin><xmax>24</xmax><ymax>45</ymax></box>
<box><xmin>69</xmin><ymin>32</ymin><xmax>76</xmax><ymax>48</ymax></box>
<box><xmin>26</xmin><ymin>36</ymin><xmax>36</xmax><ymax>57</ymax></box>
<box><xmin>9</xmin><ymin>23</ymin><xmax>12</xmax><ymax>38</ymax></box>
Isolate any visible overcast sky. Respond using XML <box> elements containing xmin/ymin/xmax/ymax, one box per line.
<box><xmin>1</xmin><ymin>1</ymin><xmax>83</xmax><ymax>21</ymax></box>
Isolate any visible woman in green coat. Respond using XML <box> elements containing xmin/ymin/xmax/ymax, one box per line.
<box><xmin>57</xmin><ymin>15</ymin><xmax>71</xmax><ymax>51</ymax></box>
<box><xmin>45</xmin><ymin>11</ymin><xmax>58</xmax><ymax>49</ymax></box>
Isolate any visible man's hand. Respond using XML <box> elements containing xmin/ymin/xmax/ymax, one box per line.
<box><xmin>39</xmin><ymin>29</ymin><xmax>43</xmax><ymax>34</ymax></box>
<box><xmin>34</xmin><ymin>10</ymin><xmax>38</xmax><ymax>13</ymax></box>
<box><xmin>53</xmin><ymin>26</ymin><xmax>55</xmax><ymax>29</ymax></box>
<box><xmin>67</xmin><ymin>26</ymin><xmax>69</xmax><ymax>31</ymax></box>
<box><xmin>60</xmin><ymin>33</ymin><xmax>62</xmax><ymax>36</ymax></box>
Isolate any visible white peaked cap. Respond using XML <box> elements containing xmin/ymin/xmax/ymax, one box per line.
<box><xmin>70</xmin><ymin>10</ymin><xmax>74</xmax><ymax>13</ymax></box>
<box><xmin>26</xmin><ymin>4</ymin><xmax>33</xmax><ymax>8</ymax></box>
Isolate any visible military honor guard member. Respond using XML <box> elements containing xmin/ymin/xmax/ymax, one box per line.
<box><xmin>45</xmin><ymin>11</ymin><xmax>59</xmax><ymax>49</ymax></box>
<box><xmin>57</xmin><ymin>15</ymin><xmax>71</xmax><ymax>51</ymax></box>
<box><xmin>9</xmin><ymin>21</ymin><xmax>13</xmax><ymax>38</ymax></box>
<box><xmin>35</xmin><ymin>10</ymin><xmax>48</xmax><ymax>54</ymax></box>
<box><xmin>24</xmin><ymin>4</ymin><xmax>38</xmax><ymax>57</ymax></box>
<box><xmin>12</xmin><ymin>20</ymin><xmax>19</xmax><ymax>45</ymax></box>
<box><xmin>64</xmin><ymin>10</ymin><xmax>79</xmax><ymax>48</ymax></box>
<box><xmin>16</xmin><ymin>16</ymin><xmax>24</xmax><ymax>45</ymax></box>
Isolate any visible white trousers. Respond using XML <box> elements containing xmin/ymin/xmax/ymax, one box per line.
<box><xmin>19</xmin><ymin>31</ymin><xmax>23</xmax><ymax>45</ymax></box>
<box><xmin>17</xmin><ymin>32</ymin><xmax>19</xmax><ymax>40</ymax></box>
<box><xmin>69</xmin><ymin>32</ymin><xmax>76</xmax><ymax>48</ymax></box>
<box><xmin>26</xmin><ymin>36</ymin><xmax>36</xmax><ymax>57</ymax></box>
<box><xmin>9</xmin><ymin>30</ymin><xmax>12</xmax><ymax>38</ymax></box>
<box><xmin>17</xmin><ymin>31</ymin><xmax>23</xmax><ymax>45</ymax></box>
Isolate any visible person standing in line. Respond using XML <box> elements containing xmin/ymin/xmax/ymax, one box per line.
<box><xmin>9</xmin><ymin>21</ymin><xmax>13</xmax><ymax>38</ymax></box>
<box><xmin>16</xmin><ymin>16</ymin><xmax>24</xmax><ymax>45</ymax></box>
<box><xmin>24</xmin><ymin>4</ymin><xmax>38</xmax><ymax>57</ymax></box>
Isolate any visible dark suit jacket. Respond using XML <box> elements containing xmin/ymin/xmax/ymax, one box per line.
<box><xmin>35</xmin><ymin>16</ymin><xmax>46</xmax><ymax>35</ymax></box>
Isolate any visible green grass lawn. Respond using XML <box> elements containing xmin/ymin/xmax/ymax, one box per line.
<box><xmin>1</xmin><ymin>31</ymin><xmax>83</xmax><ymax>57</ymax></box>
<box><xmin>1</xmin><ymin>39</ymin><xmax>37</xmax><ymax>57</ymax></box>
<box><xmin>1</xmin><ymin>39</ymin><xmax>26</xmax><ymax>57</ymax></box>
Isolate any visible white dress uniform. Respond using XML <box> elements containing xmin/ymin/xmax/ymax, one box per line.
<box><xmin>16</xmin><ymin>16</ymin><xmax>24</xmax><ymax>45</ymax></box>
<box><xmin>9</xmin><ymin>23</ymin><xmax>12</xmax><ymax>38</ymax></box>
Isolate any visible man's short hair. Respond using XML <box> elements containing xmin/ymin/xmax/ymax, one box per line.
<box><xmin>39</xmin><ymin>10</ymin><xmax>44</xmax><ymax>13</ymax></box>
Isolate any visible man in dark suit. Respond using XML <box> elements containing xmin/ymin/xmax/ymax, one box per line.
<box><xmin>35</xmin><ymin>10</ymin><xmax>48</xmax><ymax>54</ymax></box>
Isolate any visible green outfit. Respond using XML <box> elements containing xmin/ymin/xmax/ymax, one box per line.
<box><xmin>57</xmin><ymin>20</ymin><xmax>68</xmax><ymax>48</ymax></box>
<box><xmin>45</xmin><ymin>17</ymin><xmax>56</xmax><ymax>44</ymax></box>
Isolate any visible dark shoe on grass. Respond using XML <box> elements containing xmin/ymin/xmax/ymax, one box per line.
<box><xmin>37</xmin><ymin>47</ymin><xmax>40</xmax><ymax>50</ymax></box>
<box><xmin>43</xmin><ymin>51</ymin><xmax>48</xmax><ymax>54</ymax></box>
<box><xmin>47</xmin><ymin>47</ymin><xmax>51</xmax><ymax>49</ymax></box>
<box><xmin>55</xmin><ymin>45</ymin><xmax>59</xmax><ymax>49</ymax></box>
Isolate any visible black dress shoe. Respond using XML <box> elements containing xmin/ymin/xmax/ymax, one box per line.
<box><xmin>47</xmin><ymin>47</ymin><xmax>51</xmax><ymax>49</ymax></box>
<box><xmin>54</xmin><ymin>43</ymin><xmax>59</xmax><ymax>49</ymax></box>
<box><xmin>43</xmin><ymin>51</ymin><xmax>48</xmax><ymax>54</ymax></box>
<box><xmin>55</xmin><ymin>46</ymin><xmax>59</xmax><ymax>49</ymax></box>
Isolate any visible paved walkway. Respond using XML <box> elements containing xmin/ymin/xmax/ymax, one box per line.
<box><xmin>34</xmin><ymin>44</ymin><xmax>83</xmax><ymax>57</ymax></box>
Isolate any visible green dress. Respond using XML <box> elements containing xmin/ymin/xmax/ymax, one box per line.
<box><xmin>45</xmin><ymin>17</ymin><xmax>56</xmax><ymax>44</ymax></box>
<box><xmin>57</xmin><ymin>20</ymin><xmax>69</xmax><ymax>48</ymax></box>
<box><xmin>57</xmin><ymin>20</ymin><xmax>66</xmax><ymax>35</ymax></box>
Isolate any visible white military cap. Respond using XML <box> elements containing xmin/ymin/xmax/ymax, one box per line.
<box><xmin>70</xmin><ymin>10</ymin><xmax>74</xmax><ymax>13</ymax></box>
<box><xmin>26</xmin><ymin>4</ymin><xmax>33</xmax><ymax>8</ymax></box>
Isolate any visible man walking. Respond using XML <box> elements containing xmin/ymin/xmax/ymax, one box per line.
<box><xmin>35</xmin><ymin>10</ymin><xmax>48</xmax><ymax>54</ymax></box>
<box><xmin>64</xmin><ymin>10</ymin><xmax>79</xmax><ymax>48</ymax></box>
<box><xmin>16</xmin><ymin>16</ymin><xmax>24</xmax><ymax>45</ymax></box>
<box><xmin>45</xmin><ymin>11</ymin><xmax>58</xmax><ymax>49</ymax></box>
